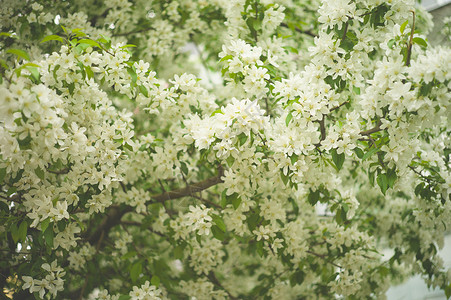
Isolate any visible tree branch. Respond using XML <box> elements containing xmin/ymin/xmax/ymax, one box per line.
<box><xmin>405</xmin><ymin>10</ymin><xmax>416</xmax><ymax>67</ymax></box>
<box><xmin>86</xmin><ymin>167</ymin><xmax>224</xmax><ymax>245</ymax></box>
<box><xmin>149</xmin><ymin>166</ymin><xmax>224</xmax><ymax>203</ymax></box>
<box><xmin>359</xmin><ymin>121</ymin><xmax>382</xmax><ymax>136</ymax></box>
<box><xmin>208</xmin><ymin>271</ymin><xmax>238</xmax><ymax>300</ymax></box>
<box><xmin>306</xmin><ymin>250</ymin><xmax>342</xmax><ymax>269</ymax></box>
<box><xmin>280</xmin><ymin>23</ymin><xmax>317</xmax><ymax>38</ymax></box>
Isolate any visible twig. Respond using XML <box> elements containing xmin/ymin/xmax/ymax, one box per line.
<box><xmin>264</xmin><ymin>97</ymin><xmax>271</xmax><ymax>116</ymax></box>
<box><xmin>341</xmin><ymin>21</ymin><xmax>349</xmax><ymax>41</ymax></box>
<box><xmin>359</xmin><ymin>121</ymin><xmax>382</xmax><ymax>136</ymax></box>
<box><xmin>119</xmin><ymin>181</ymin><xmax>127</xmax><ymax>193</ymax></box>
<box><xmin>280</xmin><ymin>23</ymin><xmax>317</xmax><ymax>38</ymax></box>
<box><xmin>405</xmin><ymin>10</ymin><xmax>416</xmax><ymax>67</ymax></box>
<box><xmin>190</xmin><ymin>194</ymin><xmax>221</xmax><ymax>209</ymax></box>
<box><xmin>319</xmin><ymin>118</ymin><xmax>326</xmax><ymax>142</ymax></box>
<box><xmin>330</xmin><ymin>101</ymin><xmax>349</xmax><ymax>112</ymax></box>
<box><xmin>306</xmin><ymin>250</ymin><xmax>342</xmax><ymax>269</ymax></box>
<box><xmin>47</xmin><ymin>168</ymin><xmax>70</xmax><ymax>175</ymax></box>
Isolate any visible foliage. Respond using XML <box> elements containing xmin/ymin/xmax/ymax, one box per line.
<box><xmin>0</xmin><ymin>0</ymin><xmax>450</xmax><ymax>299</ymax></box>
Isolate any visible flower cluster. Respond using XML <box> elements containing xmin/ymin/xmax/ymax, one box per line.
<box><xmin>0</xmin><ymin>0</ymin><xmax>450</xmax><ymax>299</ymax></box>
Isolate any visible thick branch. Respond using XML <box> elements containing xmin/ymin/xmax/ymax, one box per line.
<box><xmin>149</xmin><ymin>167</ymin><xmax>224</xmax><ymax>203</ymax></box>
<box><xmin>86</xmin><ymin>206</ymin><xmax>131</xmax><ymax>245</ymax></box>
<box><xmin>86</xmin><ymin>168</ymin><xmax>224</xmax><ymax>245</ymax></box>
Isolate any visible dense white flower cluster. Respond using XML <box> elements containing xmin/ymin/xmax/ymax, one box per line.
<box><xmin>22</xmin><ymin>261</ymin><xmax>65</xmax><ymax>298</ymax></box>
<box><xmin>0</xmin><ymin>0</ymin><xmax>450</xmax><ymax>299</ymax></box>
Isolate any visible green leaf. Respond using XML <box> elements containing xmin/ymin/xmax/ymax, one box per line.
<box><xmin>98</xmin><ymin>34</ymin><xmax>111</xmax><ymax>49</ymax></box>
<box><xmin>0</xmin><ymin>32</ymin><xmax>14</xmax><ymax>38</ymax></box>
<box><xmin>35</xmin><ymin>167</ymin><xmax>45</xmax><ymax>180</ymax></box>
<box><xmin>232</xmin><ymin>195</ymin><xmax>241</xmax><ymax>209</ymax></box>
<box><xmin>118</xmin><ymin>295</ymin><xmax>131</xmax><ymax>300</ymax></box>
<box><xmin>412</xmin><ymin>37</ymin><xmax>427</xmax><ymax>48</ymax></box>
<box><xmin>151</xmin><ymin>275</ymin><xmax>160</xmax><ymax>288</ymax></box>
<box><xmin>18</xmin><ymin>220</ymin><xmax>28</xmax><ymax>242</ymax></box>
<box><xmin>41</xmin><ymin>35</ymin><xmax>64</xmax><ymax>44</ymax></box>
<box><xmin>180</xmin><ymin>161</ymin><xmax>188</xmax><ymax>175</ymax></box>
<box><xmin>219</xmin><ymin>55</ymin><xmax>233</xmax><ymax>62</ymax></box>
<box><xmin>220</xmin><ymin>190</ymin><xmax>228</xmax><ymax>208</ymax></box>
<box><xmin>44</xmin><ymin>225</ymin><xmax>54</xmax><ymax>248</ymax></box>
<box><xmin>335</xmin><ymin>207</ymin><xmax>347</xmax><ymax>225</ymax></box>
<box><xmin>211</xmin><ymin>215</ymin><xmax>226</xmax><ymax>232</ymax></box>
<box><xmin>377</xmin><ymin>173</ymin><xmax>388</xmax><ymax>195</ymax></box>
<box><xmin>127</xmin><ymin>67</ymin><xmax>137</xmax><ymax>83</ymax></box>
<box><xmin>353</xmin><ymin>86</ymin><xmax>360</xmax><ymax>95</ymax></box>
<box><xmin>290</xmin><ymin>154</ymin><xmax>298</xmax><ymax>165</ymax></box>
<box><xmin>308</xmin><ymin>189</ymin><xmax>320</xmax><ymax>206</ymax></box>
<box><xmin>40</xmin><ymin>218</ymin><xmax>51</xmax><ymax>232</ymax></box>
<box><xmin>7</xmin><ymin>48</ymin><xmax>30</xmax><ymax>61</ymax></box>
<box><xmin>282</xmin><ymin>46</ymin><xmax>298</xmax><ymax>54</ymax></box>
<box><xmin>362</xmin><ymin>147</ymin><xmax>378</xmax><ymax>161</ymax></box>
<box><xmin>400</xmin><ymin>20</ymin><xmax>409</xmax><ymax>34</ymax></box>
<box><xmin>78</xmin><ymin>38</ymin><xmax>102</xmax><ymax>48</ymax></box>
<box><xmin>247</xmin><ymin>213</ymin><xmax>260</xmax><ymax>231</ymax></box>
<box><xmin>280</xmin><ymin>170</ymin><xmax>289</xmax><ymax>186</ymax></box>
<box><xmin>120</xmin><ymin>44</ymin><xmax>137</xmax><ymax>48</ymax></box>
<box><xmin>331</xmin><ymin>149</ymin><xmax>345</xmax><ymax>170</ymax></box>
<box><xmin>238</xmin><ymin>132</ymin><xmax>248</xmax><ymax>146</ymax></box>
<box><xmin>211</xmin><ymin>225</ymin><xmax>225</xmax><ymax>241</ymax></box>
<box><xmin>210</xmin><ymin>109</ymin><xmax>223</xmax><ymax>116</ymax></box>
<box><xmin>285</xmin><ymin>112</ymin><xmax>293</xmax><ymax>126</ymax></box>
<box><xmin>10</xmin><ymin>223</ymin><xmax>19</xmax><ymax>244</ymax></box>
<box><xmin>0</xmin><ymin>168</ymin><xmax>6</xmax><ymax>184</ymax></box>
<box><xmin>290</xmin><ymin>270</ymin><xmax>305</xmax><ymax>287</ymax></box>
<box><xmin>354</xmin><ymin>147</ymin><xmax>364</xmax><ymax>159</ymax></box>
<box><xmin>26</xmin><ymin>66</ymin><xmax>40</xmax><ymax>82</ymax></box>
<box><xmin>130</xmin><ymin>262</ymin><xmax>142</xmax><ymax>283</ymax></box>
<box><xmin>173</xmin><ymin>245</ymin><xmax>184</xmax><ymax>259</ymax></box>
<box><xmin>85</xmin><ymin>65</ymin><xmax>94</xmax><ymax>79</ymax></box>
<box><xmin>256</xmin><ymin>240</ymin><xmax>264</xmax><ymax>257</ymax></box>
<box><xmin>387</xmin><ymin>39</ymin><xmax>395</xmax><ymax>49</ymax></box>
<box><xmin>387</xmin><ymin>167</ymin><xmax>397</xmax><ymax>188</ymax></box>
<box><xmin>7</xmin><ymin>186</ymin><xmax>17</xmax><ymax>197</ymax></box>
<box><xmin>444</xmin><ymin>282</ymin><xmax>451</xmax><ymax>299</ymax></box>
<box><xmin>121</xmin><ymin>251</ymin><xmax>137</xmax><ymax>260</ymax></box>
<box><xmin>139</xmin><ymin>85</ymin><xmax>148</xmax><ymax>97</ymax></box>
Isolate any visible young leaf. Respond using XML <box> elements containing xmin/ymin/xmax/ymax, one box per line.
<box><xmin>400</xmin><ymin>20</ymin><xmax>409</xmax><ymax>34</ymax></box>
<box><xmin>412</xmin><ymin>37</ymin><xmax>427</xmax><ymax>48</ymax></box>
<box><xmin>7</xmin><ymin>48</ymin><xmax>30</xmax><ymax>61</ymax></box>
<box><xmin>41</xmin><ymin>35</ymin><xmax>64</xmax><ymax>44</ymax></box>
<box><xmin>285</xmin><ymin>112</ymin><xmax>293</xmax><ymax>126</ymax></box>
